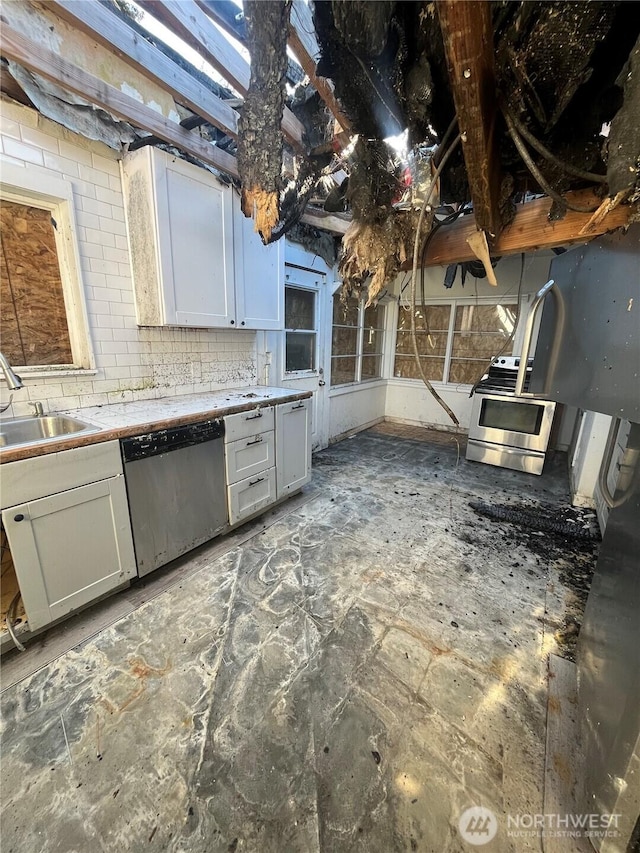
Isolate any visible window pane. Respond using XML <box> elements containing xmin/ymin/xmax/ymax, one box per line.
<box><xmin>332</xmin><ymin>326</ymin><xmax>358</xmax><ymax>356</ymax></box>
<box><xmin>395</xmin><ymin>330</ymin><xmax>448</xmax><ymax>357</ymax></box>
<box><xmin>0</xmin><ymin>201</ymin><xmax>73</xmax><ymax>366</ymax></box>
<box><xmin>397</xmin><ymin>304</ymin><xmax>451</xmax><ymax>333</ymax></box>
<box><xmin>331</xmin><ymin>356</ymin><xmax>356</xmax><ymax>386</ymax></box>
<box><xmin>361</xmin><ymin>354</ymin><xmax>382</xmax><ymax>379</ymax></box>
<box><xmin>454</xmin><ymin>304</ymin><xmax>516</xmax><ymax>336</ymax></box>
<box><xmin>362</xmin><ymin>328</ymin><xmax>383</xmax><ymax>355</ymax></box>
<box><xmin>286</xmin><ymin>332</ymin><xmax>315</xmax><ymax>371</ymax></box>
<box><xmin>393</xmin><ymin>355</ymin><xmax>445</xmax><ymax>381</ymax></box>
<box><xmin>285</xmin><ymin>287</ymin><xmax>315</xmax><ymax>330</ymax></box>
<box><xmin>448</xmin><ymin>359</ymin><xmax>491</xmax><ymax>385</ymax></box>
<box><xmin>332</xmin><ymin>294</ymin><xmax>359</xmax><ymax>326</ymax></box>
<box><xmin>364</xmin><ymin>302</ymin><xmax>383</xmax><ymax>330</ymax></box>
<box><xmin>451</xmin><ymin>333</ymin><xmax>514</xmax><ymax>359</ymax></box>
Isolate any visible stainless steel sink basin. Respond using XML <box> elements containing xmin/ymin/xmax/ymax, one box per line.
<box><xmin>0</xmin><ymin>415</ymin><xmax>99</xmax><ymax>449</ymax></box>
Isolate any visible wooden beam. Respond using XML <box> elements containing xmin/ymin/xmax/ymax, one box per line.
<box><xmin>47</xmin><ymin>0</ymin><xmax>239</xmax><ymax>140</ymax></box>
<box><xmin>286</xmin><ymin>0</ymin><xmax>352</xmax><ymax>133</ymax></box>
<box><xmin>0</xmin><ymin>24</ymin><xmax>239</xmax><ymax>177</ymax></box>
<box><xmin>405</xmin><ymin>190</ymin><xmax>634</xmax><ymax>268</ymax></box>
<box><xmin>136</xmin><ymin>0</ymin><xmax>306</xmax><ymax>152</ymax></box>
<box><xmin>437</xmin><ymin>0</ymin><xmax>502</xmax><ymax>238</ymax></box>
<box><xmin>300</xmin><ymin>207</ymin><xmax>350</xmax><ymax>235</ymax></box>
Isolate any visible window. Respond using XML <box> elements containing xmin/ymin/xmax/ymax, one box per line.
<box><xmin>285</xmin><ymin>285</ymin><xmax>316</xmax><ymax>372</ymax></box>
<box><xmin>1</xmin><ymin>165</ymin><xmax>93</xmax><ymax>372</ymax></box>
<box><xmin>394</xmin><ymin>300</ymin><xmax>516</xmax><ymax>385</ymax></box>
<box><xmin>1</xmin><ymin>201</ymin><xmax>73</xmax><ymax>366</ymax></box>
<box><xmin>331</xmin><ymin>294</ymin><xmax>385</xmax><ymax>387</ymax></box>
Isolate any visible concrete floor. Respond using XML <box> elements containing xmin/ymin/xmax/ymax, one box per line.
<box><xmin>0</xmin><ymin>425</ymin><xmax>596</xmax><ymax>852</ymax></box>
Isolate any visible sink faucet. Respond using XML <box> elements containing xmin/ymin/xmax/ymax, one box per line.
<box><xmin>30</xmin><ymin>401</ymin><xmax>44</xmax><ymax>417</ymax></box>
<box><xmin>0</xmin><ymin>352</ymin><xmax>23</xmax><ymax>390</ymax></box>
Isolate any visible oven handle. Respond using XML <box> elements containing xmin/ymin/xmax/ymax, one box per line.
<box><xmin>515</xmin><ymin>279</ymin><xmax>557</xmax><ymax>397</ymax></box>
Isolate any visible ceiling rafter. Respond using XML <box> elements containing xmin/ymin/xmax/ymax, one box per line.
<box><xmin>135</xmin><ymin>0</ymin><xmax>306</xmax><ymax>153</ymax></box>
<box><xmin>437</xmin><ymin>0</ymin><xmax>503</xmax><ymax>239</ymax></box>
<box><xmin>48</xmin><ymin>0</ymin><xmax>239</xmax><ymax>140</ymax></box>
<box><xmin>0</xmin><ymin>22</ymin><xmax>240</xmax><ymax>177</ymax></box>
<box><xmin>404</xmin><ymin>190</ymin><xmax>633</xmax><ymax>268</ymax></box>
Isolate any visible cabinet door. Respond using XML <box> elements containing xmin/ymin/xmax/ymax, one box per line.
<box><xmin>2</xmin><ymin>476</ymin><xmax>136</xmax><ymax>631</ymax></box>
<box><xmin>156</xmin><ymin>151</ymin><xmax>236</xmax><ymax>327</ymax></box>
<box><xmin>275</xmin><ymin>399</ymin><xmax>312</xmax><ymax>497</ymax></box>
<box><xmin>233</xmin><ymin>193</ymin><xmax>284</xmax><ymax>330</ymax></box>
<box><xmin>226</xmin><ymin>431</ymin><xmax>275</xmax><ymax>486</ymax></box>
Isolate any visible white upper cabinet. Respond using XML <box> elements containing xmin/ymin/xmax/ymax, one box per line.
<box><xmin>232</xmin><ymin>192</ymin><xmax>284</xmax><ymax>330</ymax></box>
<box><xmin>122</xmin><ymin>147</ymin><xmax>283</xmax><ymax>330</ymax></box>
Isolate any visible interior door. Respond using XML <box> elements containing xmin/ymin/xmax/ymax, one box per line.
<box><xmin>277</xmin><ymin>265</ymin><xmax>329</xmax><ymax>450</ymax></box>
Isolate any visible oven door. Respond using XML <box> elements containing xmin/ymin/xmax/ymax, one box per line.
<box><xmin>468</xmin><ymin>392</ymin><xmax>556</xmax><ymax>452</ymax></box>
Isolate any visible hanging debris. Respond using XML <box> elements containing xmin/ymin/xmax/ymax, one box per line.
<box><xmin>237</xmin><ymin>0</ymin><xmax>292</xmax><ymax>241</ymax></box>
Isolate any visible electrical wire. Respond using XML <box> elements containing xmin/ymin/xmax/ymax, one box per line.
<box><xmin>502</xmin><ymin>107</ymin><xmax>600</xmax><ymax>214</ymax></box>
<box><xmin>409</xmin><ymin>124</ymin><xmax>462</xmax><ymax>427</ymax></box>
<box><xmin>6</xmin><ymin>591</ymin><xmax>26</xmax><ymax>652</ymax></box>
<box><xmin>468</xmin><ymin>252</ymin><xmax>526</xmax><ymax>397</ymax></box>
<box><xmin>504</xmin><ymin>106</ymin><xmax>607</xmax><ymax>185</ymax></box>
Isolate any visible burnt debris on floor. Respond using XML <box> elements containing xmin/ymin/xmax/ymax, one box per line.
<box><xmin>0</xmin><ymin>425</ymin><xmax>600</xmax><ymax>853</ymax></box>
<box><xmin>468</xmin><ymin>500</ymin><xmax>600</xmax><ymax>662</ymax></box>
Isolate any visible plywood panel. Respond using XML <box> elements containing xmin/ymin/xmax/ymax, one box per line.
<box><xmin>0</xmin><ymin>201</ymin><xmax>73</xmax><ymax>366</ymax></box>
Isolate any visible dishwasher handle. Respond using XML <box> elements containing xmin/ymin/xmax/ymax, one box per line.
<box><xmin>121</xmin><ymin>418</ymin><xmax>225</xmax><ymax>462</ymax></box>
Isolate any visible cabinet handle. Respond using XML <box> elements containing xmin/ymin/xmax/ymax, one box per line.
<box><xmin>245</xmin><ymin>412</ymin><xmax>263</xmax><ymax>420</ymax></box>
<box><xmin>248</xmin><ymin>477</ymin><xmax>265</xmax><ymax>487</ymax></box>
<box><xmin>13</xmin><ymin>514</ymin><xmax>25</xmax><ymax>522</ymax></box>
<box><xmin>246</xmin><ymin>436</ymin><xmax>263</xmax><ymax>446</ymax></box>
<box><xmin>292</xmin><ymin>403</ymin><xmax>305</xmax><ymax>410</ymax></box>
<box><xmin>241</xmin><ymin>321</ymin><xmax>245</xmax><ymax>326</ymax></box>
<box><xmin>230</xmin><ymin>319</ymin><xmax>235</xmax><ymax>325</ymax></box>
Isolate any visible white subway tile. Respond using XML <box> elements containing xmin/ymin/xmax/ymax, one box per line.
<box><xmin>109</xmin><ymin>175</ymin><xmax>122</xmax><ymax>192</ymax></box>
<box><xmin>79</xmin><ymin>164</ymin><xmax>111</xmax><ymax>188</ymax></box>
<box><xmin>117</xmin><ymin>263</ymin><xmax>133</xmax><ymax>278</ymax></box>
<box><xmin>43</xmin><ymin>151</ymin><xmax>80</xmax><ymax>177</ymax></box>
<box><xmin>86</xmin><ymin>299</ymin><xmax>110</xmax><ymax>316</ymax></box>
<box><xmin>113</xmin><ymin>354</ymin><xmax>140</xmax><ymax>367</ymax></box>
<box><xmin>91</xmin><ymin>153</ymin><xmax>120</xmax><ymax>177</ymax></box>
<box><xmin>0</xmin><ymin>152</ymin><xmax>26</xmax><ymax>169</ymax></box>
<box><xmin>0</xmin><ymin>116</ymin><xmax>21</xmax><ymax>139</ymax></box>
<box><xmin>110</xmin><ymin>302</ymin><xmax>135</xmax><ymax>317</ymax></box>
<box><xmin>114</xmin><ymin>235</ymin><xmax>129</xmax><ymax>250</ymax></box>
<box><xmin>62</xmin><ymin>380</ymin><xmax>95</xmax><ymax>396</ymax></box>
<box><xmin>59</xmin><ymin>140</ymin><xmax>93</xmax><ymax>166</ymax></box>
<box><xmin>103</xmin><ymin>246</ymin><xmax>129</xmax><ymax>264</ymax></box>
<box><xmin>81</xmin><ymin>242</ymin><xmax>104</xmax><ymax>260</ymax></box>
<box><xmin>95</xmin><ymin>186</ymin><xmax>123</xmax><ymax>207</ymax></box>
<box><xmin>84</xmin><ymin>227</ymin><xmax>116</xmax><ymax>248</ymax></box>
<box><xmin>100</xmin><ymin>341</ymin><xmax>128</xmax><ymax>355</ymax></box>
<box><xmin>96</xmin><ymin>354</ymin><xmax>117</xmax><ymax>368</ymax></box>
<box><xmin>19</xmin><ymin>125</ymin><xmax>59</xmax><ymax>154</ymax></box>
<box><xmin>3</xmin><ymin>137</ymin><xmax>44</xmax><ymax>166</ymax></box>
<box><xmin>99</xmin><ymin>216</ymin><xmax>126</xmax><ymax>236</ymax></box>
<box><xmin>79</xmin><ymin>392</ymin><xmax>109</xmax><ymax>408</ymax></box>
<box><xmin>89</xmin><ymin>257</ymin><xmax>120</xmax><ymax>276</ymax></box>
<box><xmin>107</xmin><ymin>367</ymin><xmax>132</xmax><ymax>380</ymax></box>
<box><xmin>91</xmin><ymin>379</ymin><xmax>123</xmax><ymax>394</ymax></box>
<box><xmin>76</xmin><ymin>210</ymin><xmax>101</xmax><ymax>230</ymax></box>
<box><xmin>81</xmin><ymin>196</ymin><xmax>113</xmax><ymax>218</ymax></box>
<box><xmin>108</xmin><ymin>389</ymin><xmax>134</xmax><ymax>404</ymax></box>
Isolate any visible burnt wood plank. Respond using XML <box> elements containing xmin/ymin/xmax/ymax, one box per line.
<box><xmin>0</xmin><ymin>24</ymin><xmax>239</xmax><ymax>177</ymax></box>
<box><xmin>404</xmin><ymin>190</ymin><xmax>633</xmax><ymax>268</ymax></box>
<box><xmin>437</xmin><ymin>0</ymin><xmax>502</xmax><ymax>237</ymax></box>
<box><xmin>48</xmin><ymin>0</ymin><xmax>239</xmax><ymax>139</ymax></box>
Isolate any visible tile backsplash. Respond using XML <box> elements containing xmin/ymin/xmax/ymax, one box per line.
<box><xmin>0</xmin><ymin>98</ymin><xmax>257</xmax><ymax>418</ymax></box>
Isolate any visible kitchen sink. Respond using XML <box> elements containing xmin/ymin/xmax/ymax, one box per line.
<box><xmin>0</xmin><ymin>415</ymin><xmax>100</xmax><ymax>449</ymax></box>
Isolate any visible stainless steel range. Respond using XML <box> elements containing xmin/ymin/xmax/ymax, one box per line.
<box><xmin>466</xmin><ymin>356</ymin><xmax>556</xmax><ymax>475</ymax></box>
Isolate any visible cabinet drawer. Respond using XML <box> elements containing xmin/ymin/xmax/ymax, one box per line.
<box><xmin>226</xmin><ymin>430</ymin><xmax>275</xmax><ymax>486</ymax></box>
<box><xmin>224</xmin><ymin>407</ymin><xmax>274</xmax><ymax>443</ymax></box>
<box><xmin>228</xmin><ymin>467</ymin><xmax>276</xmax><ymax>526</ymax></box>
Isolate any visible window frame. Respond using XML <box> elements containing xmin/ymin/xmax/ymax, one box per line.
<box><xmin>393</xmin><ymin>296</ymin><xmax>518</xmax><ymax>388</ymax></box>
<box><xmin>1</xmin><ymin>164</ymin><xmax>94</xmax><ymax>374</ymax></box>
<box><xmin>330</xmin><ymin>292</ymin><xmax>386</xmax><ymax>389</ymax></box>
<box><xmin>283</xmin><ymin>282</ymin><xmax>318</xmax><ymax>376</ymax></box>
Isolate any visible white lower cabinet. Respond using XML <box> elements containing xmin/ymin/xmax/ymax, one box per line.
<box><xmin>275</xmin><ymin>399</ymin><xmax>312</xmax><ymax>498</ymax></box>
<box><xmin>2</xmin><ymin>475</ymin><xmax>136</xmax><ymax>631</ymax></box>
<box><xmin>226</xmin><ymin>431</ymin><xmax>275</xmax><ymax>485</ymax></box>
<box><xmin>228</xmin><ymin>467</ymin><xmax>277</xmax><ymax>526</ymax></box>
<box><xmin>1</xmin><ymin>441</ymin><xmax>137</xmax><ymax>632</ymax></box>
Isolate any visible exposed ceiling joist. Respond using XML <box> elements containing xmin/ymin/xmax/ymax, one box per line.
<box><xmin>287</xmin><ymin>0</ymin><xmax>352</xmax><ymax>133</ymax></box>
<box><xmin>136</xmin><ymin>0</ymin><xmax>306</xmax><ymax>153</ymax></box>
<box><xmin>299</xmin><ymin>207</ymin><xmax>350</xmax><ymax>235</ymax></box>
<box><xmin>48</xmin><ymin>0</ymin><xmax>239</xmax><ymax>140</ymax></box>
<box><xmin>0</xmin><ymin>23</ymin><xmax>240</xmax><ymax>177</ymax></box>
<box><xmin>437</xmin><ymin>0</ymin><xmax>502</xmax><ymax>238</ymax></box>
<box><xmin>412</xmin><ymin>191</ymin><xmax>633</xmax><ymax>267</ymax></box>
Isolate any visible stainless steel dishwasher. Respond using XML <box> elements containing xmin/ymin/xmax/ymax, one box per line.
<box><xmin>121</xmin><ymin>419</ymin><xmax>227</xmax><ymax>577</ymax></box>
